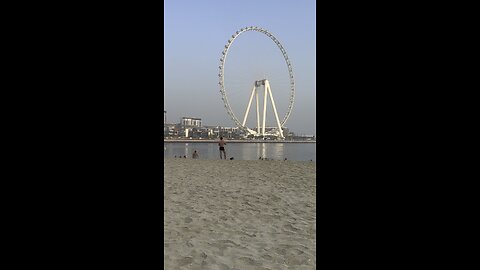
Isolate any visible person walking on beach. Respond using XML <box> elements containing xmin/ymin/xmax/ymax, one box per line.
<box><xmin>192</xmin><ymin>150</ymin><xmax>199</xmax><ymax>159</ymax></box>
<box><xmin>218</xmin><ymin>137</ymin><xmax>227</xmax><ymax>159</ymax></box>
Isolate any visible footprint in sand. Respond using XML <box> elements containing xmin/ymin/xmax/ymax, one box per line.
<box><xmin>284</xmin><ymin>224</ymin><xmax>300</xmax><ymax>232</ymax></box>
<box><xmin>237</xmin><ymin>256</ymin><xmax>261</xmax><ymax>266</ymax></box>
<box><xmin>176</xmin><ymin>256</ymin><xmax>193</xmax><ymax>267</ymax></box>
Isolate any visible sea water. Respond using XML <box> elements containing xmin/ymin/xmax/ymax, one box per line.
<box><xmin>164</xmin><ymin>142</ymin><xmax>316</xmax><ymax>161</ymax></box>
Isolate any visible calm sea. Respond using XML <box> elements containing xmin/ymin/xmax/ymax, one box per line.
<box><xmin>164</xmin><ymin>142</ymin><xmax>316</xmax><ymax>161</ymax></box>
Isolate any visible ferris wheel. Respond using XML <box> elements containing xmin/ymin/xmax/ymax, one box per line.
<box><xmin>218</xmin><ymin>26</ymin><xmax>295</xmax><ymax>139</ymax></box>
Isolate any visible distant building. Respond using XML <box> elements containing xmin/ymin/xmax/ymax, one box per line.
<box><xmin>202</xmin><ymin>125</ymin><xmax>241</xmax><ymax>139</ymax></box>
<box><xmin>181</xmin><ymin>117</ymin><xmax>202</xmax><ymax>127</ymax></box>
<box><xmin>162</xmin><ymin>113</ymin><xmax>308</xmax><ymax>140</ymax></box>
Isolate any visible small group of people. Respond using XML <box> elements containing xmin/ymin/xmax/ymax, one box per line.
<box><xmin>259</xmin><ymin>156</ymin><xmax>288</xmax><ymax>161</ymax></box>
<box><xmin>174</xmin><ymin>151</ymin><xmax>199</xmax><ymax>159</ymax></box>
<box><xmin>171</xmin><ymin>137</ymin><xmax>228</xmax><ymax>160</ymax></box>
<box><xmin>174</xmin><ymin>152</ymin><xmax>199</xmax><ymax>159</ymax></box>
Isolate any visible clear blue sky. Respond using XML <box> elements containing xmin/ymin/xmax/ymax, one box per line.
<box><xmin>164</xmin><ymin>0</ymin><xmax>316</xmax><ymax>136</ymax></box>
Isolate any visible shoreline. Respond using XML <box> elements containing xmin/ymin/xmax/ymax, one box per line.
<box><xmin>164</xmin><ymin>139</ymin><xmax>316</xmax><ymax>143</ymax></box>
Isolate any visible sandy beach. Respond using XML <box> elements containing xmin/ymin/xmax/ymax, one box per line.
<box><xmin>164</xmin><ymin>158</ymin><xmax>316</xmax><ymax>269</ymax></box>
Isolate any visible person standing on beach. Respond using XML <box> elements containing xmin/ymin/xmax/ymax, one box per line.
<box><xmin>218</xmin><ymin>137</ymin><xmax>227</xmax><ymax>159</ymax></box>
<box><xmin>192</xmin><ymin>150</ymin><xmax>199</xmax><ymax>159</ymax></box>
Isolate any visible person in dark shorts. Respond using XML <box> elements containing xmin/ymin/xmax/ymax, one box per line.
<box><xmin>218</xmin><ymin>137</ymin><xmax>227</xmax><ymax>159</ymax></box>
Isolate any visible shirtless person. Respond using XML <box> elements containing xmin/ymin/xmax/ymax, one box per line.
<box><xmin>218</xmin><ymin>137</ymin><xmax>227</xmax><ymax>159</ymax></box>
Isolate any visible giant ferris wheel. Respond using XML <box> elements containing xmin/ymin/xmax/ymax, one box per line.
<box><xmin>218</xmin><ymin>26</ymin><xmax>295</xmax><ymax>139</ymax></box>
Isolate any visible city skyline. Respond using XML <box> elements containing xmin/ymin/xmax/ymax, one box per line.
<box><xmin>163</xmin><ymin>112</ymin><xmax>313</xmax><ymax>137</ymax></box>
<box><xmin>164</xmin><ymin>0</ymin><xmax>316</xmax><ymax>136</ymax></box>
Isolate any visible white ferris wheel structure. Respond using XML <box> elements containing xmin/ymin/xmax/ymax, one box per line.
<box><xmin>218</xmin><ymin>26</ymin><xmax>295</xmax><ymax>139</ymax></box>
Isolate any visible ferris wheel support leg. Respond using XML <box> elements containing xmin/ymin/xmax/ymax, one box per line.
<box><xmin>242</xmin><ymin>85</ymin><xmax>257</xmax><ymax>127</ymax></box>
<box><xmin>256</xmin><ymin>89</ymin><xmax>260</xmax><ymax>134</ymax></box>
<box><xmin>266</xmin><ymin>81</ymin><xmax>284</xmax><ymax>139</ymax></box>
<box><xmin>262</xmin><ymin>84</ymin><xmax>268</xmax><ymax>136</ymax></box>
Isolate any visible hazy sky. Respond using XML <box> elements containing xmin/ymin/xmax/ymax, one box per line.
<box><xmin>164</xmin><ymin>0</ymin><xmax>316</xmax><ymax>136</ymax></box>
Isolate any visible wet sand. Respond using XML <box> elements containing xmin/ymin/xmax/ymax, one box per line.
<box><xmin>164</xmin><ymin>158</ymin><xmax>316</xmax><ymax>269</ymax></box>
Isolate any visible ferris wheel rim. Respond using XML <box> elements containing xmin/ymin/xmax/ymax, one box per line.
<box><xmin>218</xmin><ymin>26</ymin><xmax>295</xmax><ymax>132</ymax></box>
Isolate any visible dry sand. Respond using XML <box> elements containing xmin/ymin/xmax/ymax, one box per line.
<box><xmin>164</xmin><ymin>158</ymin><xmax>316</xmax><ymax>270</ymax></box>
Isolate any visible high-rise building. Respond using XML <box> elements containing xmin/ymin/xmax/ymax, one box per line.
<box><xmin>180</xmin><ymin>117</ymin><xmax>202</xmax><ymax>127</ymax></box>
